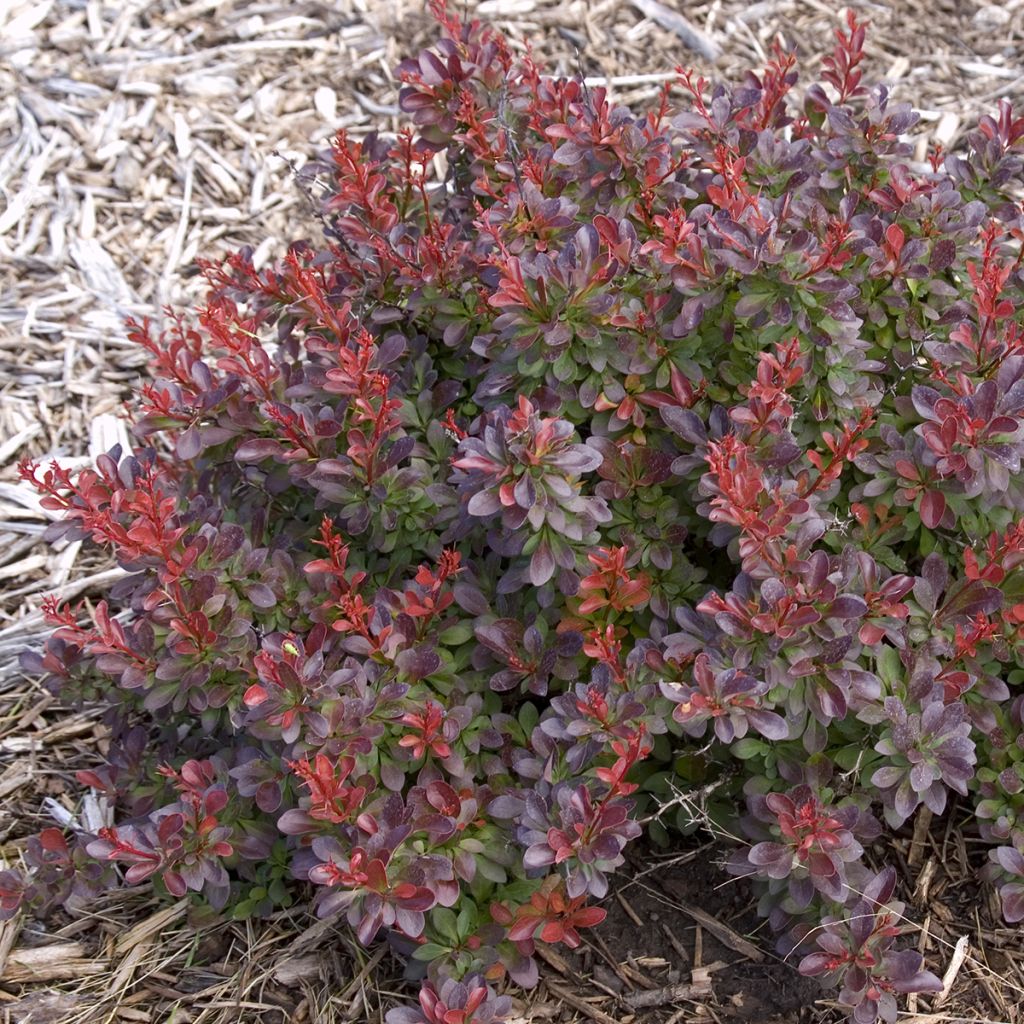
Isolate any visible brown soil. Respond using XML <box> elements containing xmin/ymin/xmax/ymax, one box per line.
<box><xmin>576</xmin><ymin>854</ymin><xmax>829</xmax><ymax>1024</ymax></box>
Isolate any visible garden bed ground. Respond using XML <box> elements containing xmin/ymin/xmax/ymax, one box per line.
<box><xmin>3</xmin><ymin>0</ymin><xmax>1024</xmax><ymax>1020</ymax></box>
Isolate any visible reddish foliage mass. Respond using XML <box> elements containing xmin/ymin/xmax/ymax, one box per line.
<box><xmin>11</xmin><ymin>5</ymin><xmax>1024</xmax><ymax>1021</ymax></box>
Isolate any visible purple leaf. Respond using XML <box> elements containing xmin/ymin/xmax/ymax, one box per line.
<box><xmin>523</xmin><ymin>843</ymin><xmax>555</xmax><ymax>869</ymax></box>
<box><xmin>176</xmin><ymin>426</ymin><xmax>201</xmax><ymax>460</ymax></box>
<box><xmin>746</xmin><ymin>709</ymin><xmax>790</xmax><ymax>740</ymax></box>
<box><xmin>660</xmin><ymin>407</ymin><xmax>707</xmax><ymax>444</ymax></box>
<box><xmin>467</xmin><ymin>490</ymin><xmax>502</xmax><ymax>517</ymax></box>
<box><xmin>748</xmin><ymin>841</ymin><xmax>787</xmax><ymax>866</ymax></box>
<box><xmin>245</xmin><ymin>584</ymin><xmax>277</xmax><ymax>608</ymax></box>
<box><xmin>799</xmin><ymin>952</ymin><xmax>838</xmax><ymax>977</ymax></box>
<box><xmin>829</xmin><ymin>595</ymin><xmax>868</xmax><ymax>619</ymax></box>
<box><xmin>396</xmin><ymin>646</ymin><xmax>441</xmax><ymax>680</ymax></box>
<box><xmin>235</xmin><ymin>438</ymin><xmax>285</xmax><ymax>462</ymax></box>
<box><xmin>919</xmin><ymin>490</ymin><xmax>946</xmax><ymax>529</ymax></box>
<box><xmin>488</xmin><ymin>794</ymin><xmax>525</xmax><ymax>818</ymax></box>
<box><xmin>529</xmin><ymin>543</ymin><xmax>556</xmax><ymax>586</ymax></box>
<box><xmin>453</xmin><ymin>582</ymin><xmax>489</xmax><ymax>616</ymax></box>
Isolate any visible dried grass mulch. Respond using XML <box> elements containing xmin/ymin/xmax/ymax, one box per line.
<box><xmin>3</xmin><ymin>0</ymin><xmax>1024</xmax><ymax>1021</ymax></box>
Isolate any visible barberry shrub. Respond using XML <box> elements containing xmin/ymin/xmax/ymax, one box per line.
<box><xmin>10</xmin><ymin>5</ymin><xmax>1024</xmax><ymax>1020</ymax></box>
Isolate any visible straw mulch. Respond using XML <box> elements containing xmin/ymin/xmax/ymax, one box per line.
<box><xmin>3</xmin><ymin>1</ymin><xmax>1024</xmax><ymax>1021</ymax></box>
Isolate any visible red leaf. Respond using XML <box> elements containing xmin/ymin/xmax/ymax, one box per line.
<box><xmin>885</xmin><ymin>224</ymin><xmax>905</xmax><ymax>254</ymax></box>
<box><xmin>243</xmin><ymin>684</ymin><xmax>269</xmax><ymax>707</ymax></box>
<box><xmin>920</xmin><ymin>490</ymin><xmax>946</xmax><ymax>529</ymax></box>
<box><xmin>570</xmin><ymin>906</ymin><xmax>607</xmax><ymax>929</ymax></box>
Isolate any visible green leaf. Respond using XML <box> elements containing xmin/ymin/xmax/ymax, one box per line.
<box><xmin>432</xmin><ymin>907</ymin><xmax>459</xmax><ymax>944</ymax></box>
<box><xmin>673</xmin><ymin>754</ymin><xmax>710</xmax><ymax>782</ymax></box>
<box><xmin>648</xmin><ymin>819</ymin><xmax>670</xmax><ymax>847</ymax></box>
<box><xmin>456</xmin><ymin>903</ymin><xmax>477</xmax><ymax>940</ymax></box>
<box><xmin>518</xmin><ymin>353</ymin><xmax>545</xmax><ymax>379</ymax></box>
<box><xmin>675</xmin><ymin>805</ymin><xmax>702</xmax><ymax>835</ymax></box>
<box><xmin>552</xmin><ymin>350</ymin><xmax>576</xmax><ymax>383</ymax></box>
<box><xmin>438</xmin><ymin>623</ymin><xmax>474</xmax><ymax>646</ymax></box>
<box><xmin>518</xmin><ymin>701</ymin><xmax>540</xmax><ymax>736</ymax></box>
<box><xmin>232</xmin><ymin>900</ymin><xmax>256</xmax><ymax>920</ymax></box>
<box><xmin>498</xmin><ymin>878</ymin><xmax>543</xmax><ymax>904</ymax></box>
<box><xmin>975</xmin><ymin>798</ymin><xmax>1002</xmax><ymax>820</ymax></box>
<box><xmin>919</xmin><ymin>526</ymin><xmax>936</xmax><ymax>557</ymax></box>
<box><xmin>731</xmin><ymin>738</ymin><xmax>766</xmax><ymax>760</ymax></box>
<box><xmin>475</xmin><ymin>857</ymin><xmax>508</xmax><ymax>884</ymax></box>
<box><xmin>817</xmin><ymin>315</ymin><xmax>842</xmax><ymax>338</ymax></box>
<box><xmin>876</xmin><ymin>644</ymin><xmax>902</xmax><ymax>688</ymax></box>
<box><xmin>640</xmin><ymin>770</ymin><xmax>673</xmax><ymax>795</ymax></box>
<box><xmin>649</xmin><ymin>732</ymin><xmax>673</xmax><ymax>762</ymax></box>
<box><xmin>833</xmin><ymin>745</ymin><xmax>867</xmax><ymax>771</ymax></box>
<box><xmin>412</xmin><ymin>943</ymin><xmax>452</xmax><ymax>962</ymax></box>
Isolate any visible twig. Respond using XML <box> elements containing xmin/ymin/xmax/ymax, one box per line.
<box><xmin>615</xmin><ymin>890</ymin><xmax>644</xmax><ymax>929</ymax></box>
<box><xmin>583</xmin><ymin>71</ymin><xmax>678</xmax><ymax>88</ymax></box>
<box><xmin>163</xmin><ymin>156</ymin><xmax>195</xmax><ymax>293</ymax></box>
<box><xmin>932</xmin><ymin>935</ymin><xmax>970</xmax><ymax>1009</ymax></box>
<box><xmin>629</xmin><ymin>0</ymin><xmax>721</xmax><ymax>62</ymax></box>
<box><xmin>623</xmin><ymin>978</ymin><xmax>713</xmax><ymax>1009</ymax></box>
<box><xmin>659</xmin><ymin>879</ymin><xmax>765</xmax><ymax>963</ymax></box>
<box><xmin>908</xmin><ymin>806</ymin><xmax>932</xmax><ymax>868</ymax></box>
<box><xmin>0</xmin><ymin>941</ymin><xmax>106</xmax><ymax>983</ymax></box>
<box><xmin>0</xmin><ymin>913</ymin><xmax>23</xmax><ymax>978</ymax></box>
<box><xmin>545</xmin><ymin>982</ymin><xmax>624</xmax><ymax>1024</ymax></box>
<box><xmin>661</xmin><ymin>923</ymin><xmax>691</xmax><ymax>964</ymax></box>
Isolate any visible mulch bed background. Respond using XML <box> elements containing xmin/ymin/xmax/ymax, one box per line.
<box><xmin>3</xmin><ymin>0</ymin><xmax>1024</xmax><ymax>1020</ymax></box>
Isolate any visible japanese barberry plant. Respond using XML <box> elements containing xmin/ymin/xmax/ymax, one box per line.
<box><xmin>10</xmin><ymin>6</ymin><xmax>1024</xmax><ymax>1020</ymax></box>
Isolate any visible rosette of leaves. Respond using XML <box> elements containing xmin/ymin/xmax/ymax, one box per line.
<box><xmin>385</xmin><ymin>974</ymin><xmax>511</xmax><ymax>1024</ymax></box>
<box><xmin>471</xmin><ymin>615</ymin><xmax>582</xmax><ymax>696</ymax></box>
<box><xmin>798</xmin><ymin>869</ymin><xmax>942</xmax><ymax>1024</ymax></box>
<box><xmin>728</xmin><ymin>785</ymin><xmax>872</xmax><ymax>906</ymax></box>
<box><xmin>451</xmin><ymin>396</ymin><xmax>610</xmax><ymax>585</ymax></box>
<box><xmin>659</xmin><ymin>651</ymin><xmax>789</xmax><ymax>742</ymax></box>
<box><xmin>870</xmin><ymin>695</ymin><xmax>977</xmax><ymax>825</ymax></box>
<box><xmin>981</xmin><ymin>829</ymin><xmax>1024</xmax><ymax>922</ymax></box>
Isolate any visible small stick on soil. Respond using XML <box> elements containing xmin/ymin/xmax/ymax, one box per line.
<box><xmin>625</xmin><ymin>953</ymin><xmax>658</xmax><ymax>989</ymax></box>
<box><xmin>0</xmin><ymin>941</ymin><xmax>106</xmax><ymax>983</ymax></box>
<box><xmin>932</xmin><ymin>935</ymin><xmax>970</xmax><ymax>1009</ymax></box>
<box><xmin>661</xmin><ymin>923</ymin><xmax>691</xmax><ymax>964</ymax></box>
<box><xmin>584</xmin><ymin>930</ymin><xmax>650</xmax><ymax>990</ymax></box>
<box><xmin>913</xmin><ymin>856</ymin><xmax>939</xmax><ymax>905</ymax></box>
<box><xmin>614</xmin><ymin>891</ymin><xmax>644</xmax><ymax>929</ymax></box>
<box><xmin>0</xmin><ymin>913</ymin><xmax>22</xmax><ymax>977</ymax></box>
<box><xmin>0</xmin><ymin>766</ymin><xmax>33</xmax><ymax>801</ymax></box>
<box><xmin>623</xmin><ymin>977</ymin><xmax>714</xmax><ymax>1009</ymax></box>
<box><xmin>629</xmin><ymin>0</ymin><xmax>721</xmax><ymax>62</ymax></box>
<box><xmin>969</xmin><ymin>906</ymin><xmax>1011</xmax><ymax>1018</ymax></box>
<box><xmin>545</xmin><ymin>982</ymin><xmax>624</xmax><ymax>1024</ymax></box>
<box><xmin>335</xmin><ymin>946</ymin><xmax>387</xmax><ymax>1003</ymax></box>
<box><xmin>908</xmin><ymin>806</ymin><xmax>932</xmax><ymax>868</ymax></box>
<box><xmin>582</xmin><ymin>71</ymin><xmax>678</xmax><ymax>88</ymax></box>
<box><xmin>918</xmin><ymin>912</ymin><xmax>932</xmax><ymax>955</ymax></box>
<box><xmin>906</xmin><ymin>913</ymin><xmax>932</xmax><ymax>1014</ymax></box>
<box><xmin>660</xmin><ymin>880</ymin><xmax>765</xmax><ymax>963</ymax></box>
<box><xmin>114</xmin><ymin>900</ymin><xmax>188</xmax><ymax>955</ymax></box>
<box><xmin>535</xmin><ymin>942</ymin><xmax>581</xmax><ymax>983</ymax></box>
